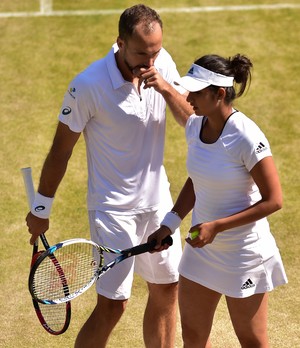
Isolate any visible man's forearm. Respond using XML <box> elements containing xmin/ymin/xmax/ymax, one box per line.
<box><xmin>38</xmin><ymin>149</ymin><xmax>71</xmax><ymax>198</ymax></box>
<box><xmin>161</xmin><ymin>86</ymin><xmax>193</xmax><ymax>127</ymax></box>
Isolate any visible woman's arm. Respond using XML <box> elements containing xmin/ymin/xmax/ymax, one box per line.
<box><xmin>189</xmin><ymin>156</ymin><xmax>282</xmax><ymax>247</ymax></box>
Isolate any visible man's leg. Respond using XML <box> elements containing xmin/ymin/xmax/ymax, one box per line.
<box><xmin>143</xmin><ymin>282</ymin><xmax>178</xmax><ymax>348</ymax></box>
<box><xmin>74</xmin><ymin>294</ymin><xmax>128</xmax><ymax>348</ymax></box>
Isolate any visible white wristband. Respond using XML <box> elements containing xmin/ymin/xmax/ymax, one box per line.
<box><xmin>31</xmin><ymin>192</ymin><xmax>54</xmax><ymax>219</ymax></box>
<box><xmin>160</xmin><ymin>211</ymin><xmax>182</xmax><ymax>235</ymax></box>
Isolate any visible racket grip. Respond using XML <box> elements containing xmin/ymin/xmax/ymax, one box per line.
<box><xmin>123</xmin><ymin>236</ymin><xmax>173</xmax><ymax>257</ymax></box>
<box><xmin>21</xmin><ymin>167</ymin><xmax>35</xmax><ymax>207</ymax></box>
<box><xmin>150</xmin><ymin>235</ymin><xmax>173</xmax><ymax>250</ymax></box>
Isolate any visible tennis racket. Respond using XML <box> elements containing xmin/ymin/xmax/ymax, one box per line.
<box><xmin>22</xmin><ymin>167</ymin><xmax>71</xmax><ymax>335</ymax></box>
<box><xmin>29</xmin><ymin>234</ymin><xmax>173</xmax><ymax>305</ymax></box>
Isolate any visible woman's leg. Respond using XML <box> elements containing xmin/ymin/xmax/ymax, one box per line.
<box><xmin>179</xmin><ymin>275</ymin><xmax>222</xmax><ymax>348</ymax></box>
<box><xmin>226</xmin><ymin>293</ymin><xmax>269</xmax><ymax>348</ymax></box>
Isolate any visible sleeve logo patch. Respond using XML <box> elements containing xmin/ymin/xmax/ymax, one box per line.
<box><xmin>68</xmin><ymin>87</ymin><xmax>76</xmax><ymax>99</ymax></box>
<box><xmin>62</xmin><ymin>106</ymin><xmax>72</xmax><ymax>115</ymax></box>
<box><xmin>255</xmin><ymin>142</ymin><xmax>267</xmax><ymax>154</ymax></box>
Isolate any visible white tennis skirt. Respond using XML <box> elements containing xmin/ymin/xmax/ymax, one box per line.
<box><xmin>178</xmin><ymin>239</ymin><xmax>288</xmax><ymax>298</ymax></box>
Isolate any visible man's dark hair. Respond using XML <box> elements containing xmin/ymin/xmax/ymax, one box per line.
<box><xmin>118</xmin><ymin>4</ymin><xmax>163</xmax><ymax>41</ymax></box>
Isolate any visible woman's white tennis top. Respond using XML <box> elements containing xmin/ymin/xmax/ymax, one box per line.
<box><xmin>187</xmin><ymin>111</ymin><xmax>273</xmax><ymax>250</ymax></box>
<box><xmin>178</xmin><ymin>111</ymin><xmax>287</xmax><ymax>297</ymax></box>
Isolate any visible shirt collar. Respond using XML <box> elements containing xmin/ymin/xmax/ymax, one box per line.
<box><xmin>106</xmin><ymin>43</ymin><xmax>127</xmax><ymax>90</ymax></box>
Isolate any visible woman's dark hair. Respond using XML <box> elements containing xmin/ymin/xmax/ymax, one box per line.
<box><xmin>194</xmin><ymin>54</ymin><xmax>253</xmax><ymax>104</ymax></box>
<box><xmin>118</xmin><ymin>4</ymin><xmax>163</xmax><ymax>41</ymax></box>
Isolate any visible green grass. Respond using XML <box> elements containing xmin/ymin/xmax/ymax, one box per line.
<box><xmin>1</xmin><ymin>1</ymin><xmax>299</xmax><ymax>347</ymax></box>
<box><xmin>1</xmin><ymin>0</ymin><xmax>296</xmax><ymax>12</ymax></box>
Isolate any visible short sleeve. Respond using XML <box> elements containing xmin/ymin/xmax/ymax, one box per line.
<box><xmin>58</xmin><ymin>74</ymin><xmax>93</xmax><ymax>133</ymax></box>
<box><xmin>222</xmin><ymin>113</ymin><xmax>272</xmax><ymax>171</ymax></box>
<box><xmin>240</xmin><ymin>129</ymin><xmax>272</xmax><ymax>171</ymax></box>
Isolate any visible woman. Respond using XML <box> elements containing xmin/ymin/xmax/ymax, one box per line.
<box><xmin>149</xmin><ymin>54</ymin><xmax>288</xmax><ymax>347</ymax></box>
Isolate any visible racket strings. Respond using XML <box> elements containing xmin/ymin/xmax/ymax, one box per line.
<box><xmin>32</xmin><ymin>243</ymin><xmax>98</xmax><ymax>302</ymax></box>
<box><xmin>36</xmin><ymin>302</ymin><xmax>69</xmax><ymax>332</ymax></box>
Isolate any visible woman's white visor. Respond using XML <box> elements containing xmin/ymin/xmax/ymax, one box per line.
<box><xmin>175</xmin><ymin>64</ymin><xmax>234</xmax><ymax>92</ymax></box>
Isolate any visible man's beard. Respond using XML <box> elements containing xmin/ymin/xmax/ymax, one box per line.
<box><xmin>124</xmin><ymin>57</ymin><xmax>149</xmax><ymax>77</ymax></box>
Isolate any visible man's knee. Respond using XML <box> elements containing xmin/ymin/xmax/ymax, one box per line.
<box><xmin>147</xmin><ymin>282</ymin><xmax>178</xmax><ymax>303</ymax></box>
<box><xmin>95</xmin><ymin>295</ymin><xmax>128</xmax><ymax>320</ymax></box>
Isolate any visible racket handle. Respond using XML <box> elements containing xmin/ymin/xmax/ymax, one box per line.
<box><xmin>124</xmin><ymin>235</ymin><xmax>173</xmax><ymax>257</ymax></box>
<box><xmin>21</xmin><ymin>167</ymin><xmax>35</xmax><ymax>207</ymax></box>
<box><xmin>21</xmin><ymin>167</ymin><xmax>40</xmax><ymax>248</ymax></box>
<box><xmin>149</xmin><ymin>235</ymin><xmax>173</xmax><ymax>250</ymax></box>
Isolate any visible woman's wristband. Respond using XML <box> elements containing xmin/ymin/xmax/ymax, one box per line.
<box><xmin>160</xmin><ymin>211</ymin><xmax>182</xmax><ymax>234</ymax></box>
<box><xmin>31</xmin><ymin>192</ymin><xmax>54</xmax><ymax>219</ymax></box>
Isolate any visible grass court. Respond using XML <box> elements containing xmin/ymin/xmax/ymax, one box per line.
<box><xmin>1</xmin><ymin>1</ymin><xmax>299</xmax><ymax>346</ymax></box>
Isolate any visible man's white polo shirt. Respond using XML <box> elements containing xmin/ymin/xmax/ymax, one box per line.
<box><xmin>59</xmin><ymin>44</ymin><xmax>182</xmax><ymax>214</ymax></box>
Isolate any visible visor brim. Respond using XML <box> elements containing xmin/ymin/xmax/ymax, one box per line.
<box><xmin>175</xmin><ymin>76</ymin><xmax>210</xmax><ymax>92</ymax></box>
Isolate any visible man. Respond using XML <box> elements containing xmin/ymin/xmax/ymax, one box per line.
<box><xmin>26</xmin><ymin>4</ymin><xmax>192</xmax><ymax>348</ymax></box>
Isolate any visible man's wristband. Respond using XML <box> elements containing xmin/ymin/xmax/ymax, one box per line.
<box><xmin>31</xmin><ymin>192</ymin><xmax>54</xmax><ymax>219</ymax></box>
<box><xmin>160</xmin><ymin>211</ymin><xmax>182</xmax><ymax>234</ymax></box>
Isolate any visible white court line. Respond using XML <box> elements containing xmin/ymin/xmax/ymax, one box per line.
<box><xmin>40</xmin><ymin>0</ymin><xmax>52</xmax><ymax>14</ymax></box>
<box><xmin>0</xmin><ymin>3</ymin><xmax>300</xmax><ymax>18</ymax></box>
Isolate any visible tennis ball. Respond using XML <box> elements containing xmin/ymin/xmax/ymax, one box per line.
<box><xmin>189</xmin><ymin>230</ymin><xmax>199</xmax><ymax>240</ymax></box>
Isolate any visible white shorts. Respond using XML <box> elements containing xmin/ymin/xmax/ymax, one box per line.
<box><xmin>179</xmin><ymin>240</ymin><xmax>288</xmax><ymax>298</ymax></box>
<box><xmin>89</xmin><ymin>208</ymin><xmax>182</xmax><ymax>300</ymax></box>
